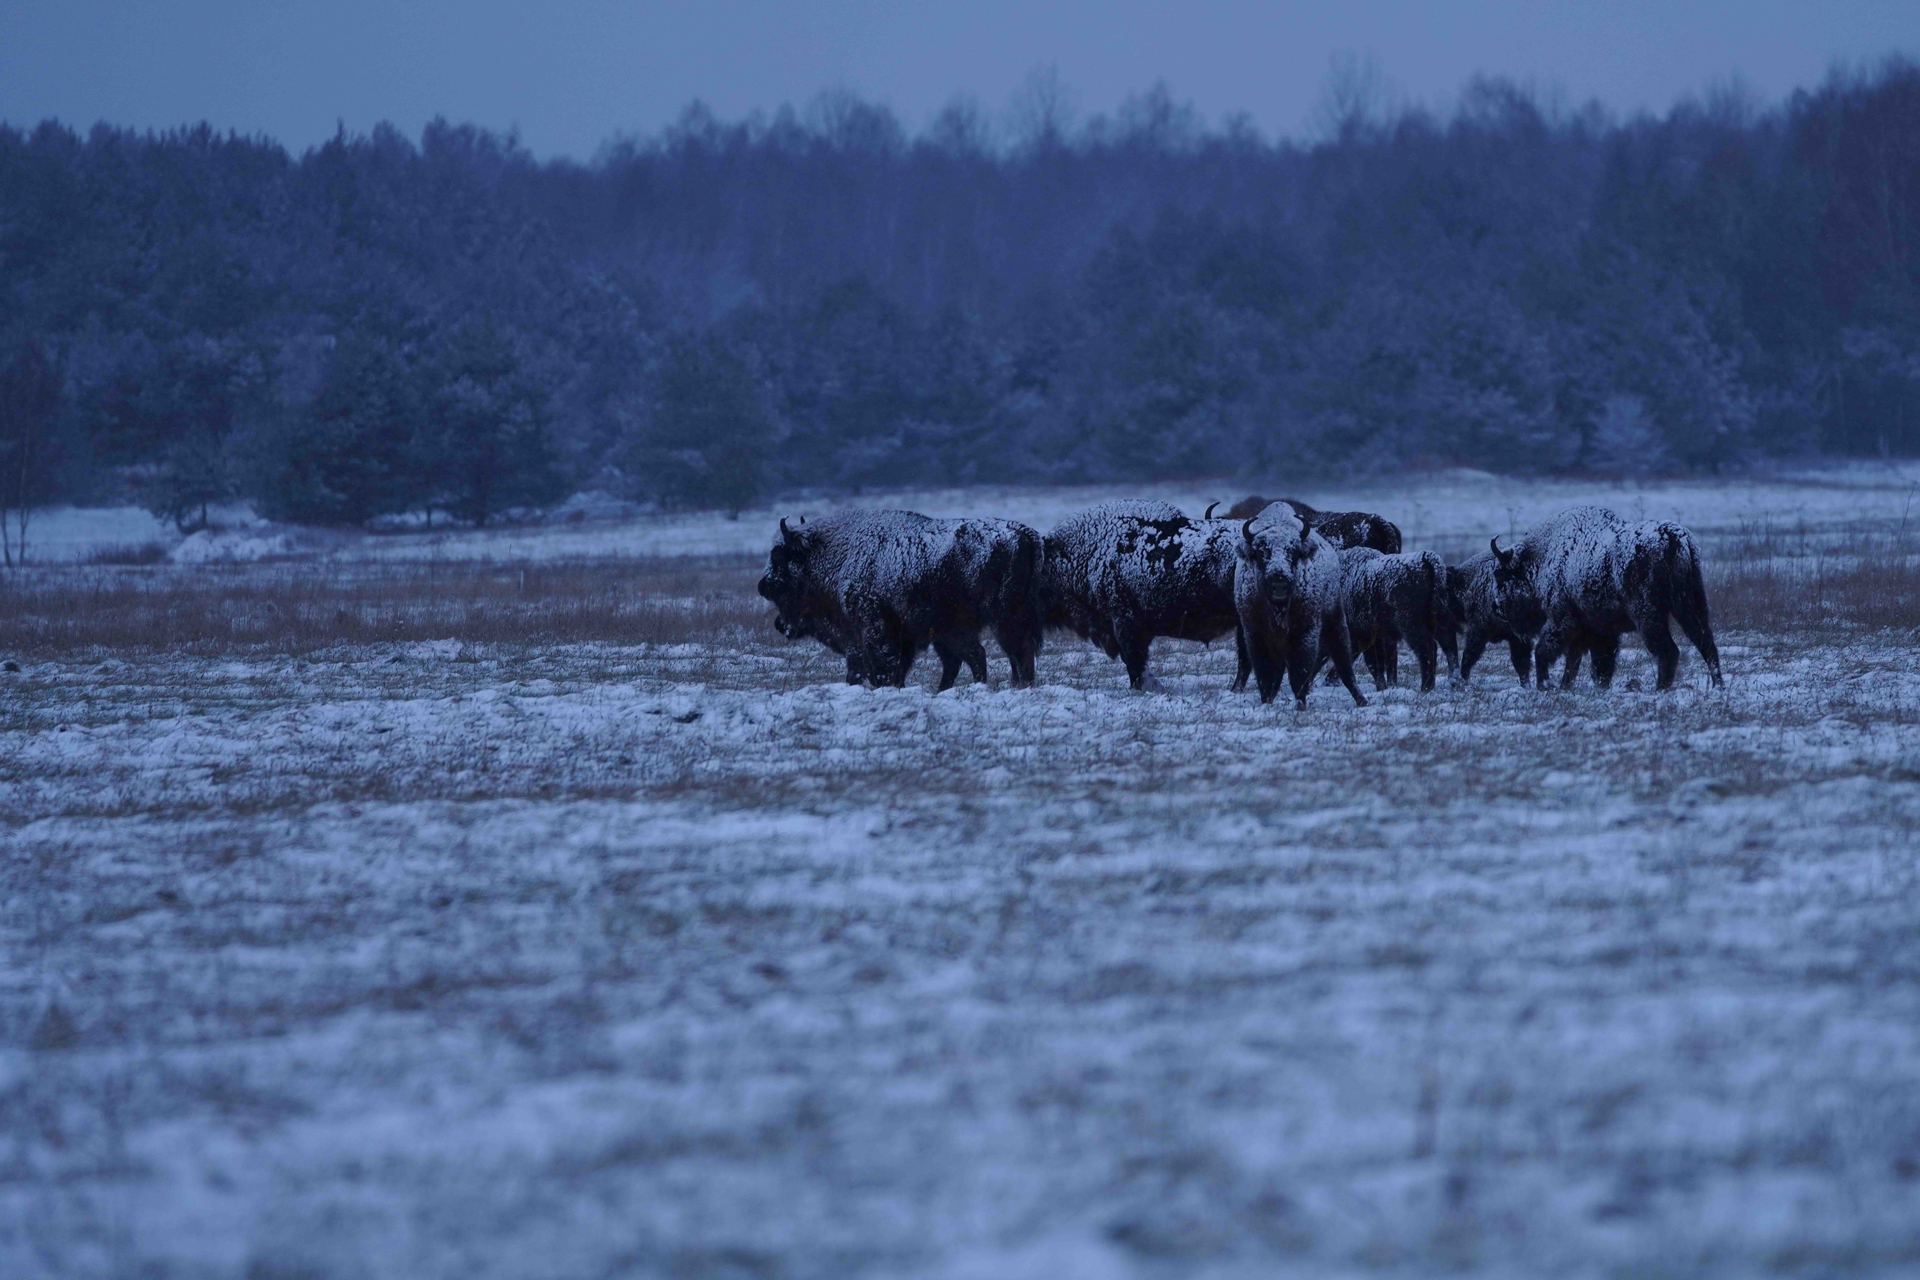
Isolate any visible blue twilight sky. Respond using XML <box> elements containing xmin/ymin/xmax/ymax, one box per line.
<box><xmin>2</xmin><ymin>1</ymin><xmax>1917</xmax><ymax>159</ymax></box>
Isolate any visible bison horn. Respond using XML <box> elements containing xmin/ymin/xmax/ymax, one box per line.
<box><xmin>779</xmin><ymin>516</ymin><xmax>792</xmax><ymax>537</ymax></box>
<box><xmin>1204</xmin><ymin>501</ymin><xmax>1219</xmax><ymax>519</ymax></box>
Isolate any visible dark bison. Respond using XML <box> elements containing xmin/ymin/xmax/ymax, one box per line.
<box><xmin>1043</xmin><ymin>501</ymin><xmax>1249</xmax><ymax>690</ymax></box>
<box><xmin>1502</xmin><ymin>506</ymin><xmax>1724</xmax><ymax>691</ymax></box>
<box><xmin>758</xmin><ymin>510</ymin><xmax>1044</xmax><ymax>689</ymax></box>
<box><xmin>1233</xmin><ymin>507</ymin><xmax>1369</xmax><ymax>707</ymax></box>
<box><xmin>1451</xmin><ymin>547</ymin><xmax>1546</xmax><ymax>686</ymax></box>
<box><xmin>1211</xmin><ymin>496</ymin><xmax>1402</xmax><ymax>554</ymax></box>
<box><xmin>1328</xmin><ymin>547</ymin><xmax>1462</xmax><ymax>692</ymax></box>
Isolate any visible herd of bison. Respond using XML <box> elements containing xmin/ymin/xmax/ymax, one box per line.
<box><xmin>756</xmin><ymin>495</ymin><xmax>1726</xmax><ymax>704</ymax></box>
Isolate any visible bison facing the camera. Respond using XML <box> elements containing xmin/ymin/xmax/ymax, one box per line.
<box><xmin>1451</xmin><ymin>547</ymin><xmax>1546</xmax><ymax>687</ymax></box>
<box><xmin>758</xmin><ymin>510</ymin><xmax>1044</xmax><ymax>689</ymax></box>
<box><xmin>1233</xmin><ymin>507</ymin><xmax>1368</xmax><ymax>707</ymax></box>
<box><xmin>1504</xmin><ymin>506</ymin><xmax>1724</xmax><ymax>691</ymax></box>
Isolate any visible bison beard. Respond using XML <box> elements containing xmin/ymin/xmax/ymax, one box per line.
<box><xmin>757</xmin><ymin>511</ymin><xmax>1044</xmax><ymax>690</ymax></box>
<box><xmin>1509</xmin><ymin>507</ymin><xmax>1724</xmax><ymax>691</ymax></box>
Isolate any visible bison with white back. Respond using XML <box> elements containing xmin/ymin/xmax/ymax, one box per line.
<box><xmin>1043</xmin><ymin>501</ymin><xmax>1249</xmax><ymax>691</ymax></box>
<box><xmin>1500</xmin><ymin>505</ymin><xmax>1724</xmax><ymax>691</ymax></box>
<box><xmin>1233</xmin><ymin>506</ymin><xmax>1369</xmax><ymax>707</ymax></box>
<box><xmin>758</xmin><ymin>510</ymin><xmax>1044</xmax><ymax>690</ymax></box>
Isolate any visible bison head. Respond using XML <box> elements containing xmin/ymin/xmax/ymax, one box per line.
<box><xmin>1486</xmin><ymin>536</ymin><xmax>1545</xmax><ymax>636</ymax></box>
<box><xmin>1238</xmin><ymin>516</ymin><xmax>1303</xmax><ymax>623</ymax></box>
<box><xmin>758</xmin><ymin>517</ymin><xmax>813</xmax><ymax>639</ymax></box>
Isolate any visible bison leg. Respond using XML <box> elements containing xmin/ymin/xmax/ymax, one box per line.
<box><xmin>1286</xmin><ymin>631</ymin><xmax>1321</xmax><ymax>706</ymax></box>
<box><xmin>1315</xmin><ymin>613</ymin><xmax>1368</xmax><ymax>708</ymax></box>
<box><xmin>1533</xmin><ymin>622</ymin><xmax>1567</xmax><ymax>690</ymax></box>
<box><xmin>963</xmin><ymin>636</ymin><xmax>988</xmax><ymax>684</ymax></box>
<box><xmin>1558</xmin><ymin>633</ymin><xmax>1589</xmax><ymax>690</ymax></box>
<box><xmin>1114</xmin><ymin>623</ymin><xmax>1153</xmax><ymax>691</ymax></box>
<box><xmin>1589</xmin><ymin>634</ymin><xmax>1620</xmax><ymax>688</ymax></box>
<box><xmin>993</xmin><ymin>623</ymin><xmax>1036</xmax><ymax>688</ymax></box>
<box><xmin>1459</xmin><ymin>628</ymin><xmax>1488</xmax><ymax>684</ymax></box>
<box><xmin>1408</xmin><ymin>624</ymin><xmax>1438</xmax><ymax>692</ymax></box>
<box><xmin>1507</xmin><ymin>638</ymin><xmax>1532</xmax><ymax>685</ymax></box>
<box><xmin>1361</xmin><ymin>640</ymin><xmax>1389</xmax><ymax>691</ymax></box>
<box><xmin>931</xmin><ymin>640</ymin><xmax>966</xmax><ymax>692</ymax></box>
<box><xmin>1435</xmin><ymin>621</ymin><xmax>1460</xmax><ymax>682</ymax></box>
<box><xmin>1232</xmin><ymin>626</ymin><xmax>1252</xmax><ymax>693</ymax></box>
<box><xmin>843</xmin><ymin>653</ymin><xmax>866</xmax><ymax>685</ymax></box>
<box><xmin>859</xmin><ymin>618</ymin><xmax>912</xmax><ymax>688</ymax></box>
<box><xmin>1638</xmin><ymin>616</ymin><xmax>1682</xmax><ymax>690</ymax></box>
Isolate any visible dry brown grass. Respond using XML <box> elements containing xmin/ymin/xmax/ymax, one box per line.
<box><xmin>0</xmin><ymin>555</ymin><xmax>772</xmax><ymax>656</ymax></box>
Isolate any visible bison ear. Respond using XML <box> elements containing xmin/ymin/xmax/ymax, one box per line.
<box><xmin>1204</xmin><ymin>501</ymin><xmax>1219</xmax><ymax>520</ymax></box>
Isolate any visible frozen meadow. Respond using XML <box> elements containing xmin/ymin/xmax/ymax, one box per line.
<box><xmin>5</xmin><ymin>467</ymin><xmax>1920</xmax><ymax>1278</ymax></box>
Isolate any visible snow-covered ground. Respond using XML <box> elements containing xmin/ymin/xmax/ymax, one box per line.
<box><xmin>5</xmin><ymin>475</ymin><xmax>1920</xmax><ymax>1277</ymax></box>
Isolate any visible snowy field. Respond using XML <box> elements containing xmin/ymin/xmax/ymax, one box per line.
<box><xmin>5</xmin><ymin>468</ymin><xmax>1920</xmax><ymax>1278</ymax></box>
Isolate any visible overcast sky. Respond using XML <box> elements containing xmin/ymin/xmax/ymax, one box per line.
<box><xmin>3</xmin><ymin>1</ymin><xmax>1916</xmax><ymax>159</ymax></box>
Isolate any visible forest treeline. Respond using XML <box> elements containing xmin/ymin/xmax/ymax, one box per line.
<box><xmin>2</xmin><ymin>60</ymin><xmax>1919</xmax><ymax>535</ymax></box>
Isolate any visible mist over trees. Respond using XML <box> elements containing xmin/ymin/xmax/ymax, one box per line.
<box><xmin>2</xmin><ymin>59</ymin><xmax>1918</xmax><ymax>526</ymax></box>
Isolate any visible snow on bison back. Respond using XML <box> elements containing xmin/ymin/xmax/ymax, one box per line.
<box><xmin>757</xmin><ymin>510</ymin><xmax>1043</xmax><ymax>689</ymax></box>
<box><xmin>1510</xmin><ymin>505</ymin><xmax>1724</xmax><ymax>691</ymax></box>
<box><xmin>1042</xmin><ymin>500</ymin><xmax>1247</xmax><ymax>690</ymax></box>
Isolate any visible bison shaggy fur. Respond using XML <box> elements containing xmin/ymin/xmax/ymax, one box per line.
<box><xmin>1233</xmin><ymin>507</ymin><xmax>1368</xmax><ymax>707</ymax></box>
<box><xmin>758</xmin><ymin>510</ymin><xmax>1044</xmax><ymax>689</ymax></box>
<box><xmin>1505</xmin><ymin>506</ymin><xmax>1724</xmax><ymax>691</ymax></box>
<box><xmin>1331</xmin><ymin>547</ymin><xmax>1461</xmax><ymax>691</ymax></box>
<box><xmin>1043</xmin><ymin>501</ymin><xmax>1248</xmax><ymax>690</ymax></box>
<box><xmin>1451</xmin><ymin>549</ymin><xmax>1546</xmax><ymax>687</ymax></box>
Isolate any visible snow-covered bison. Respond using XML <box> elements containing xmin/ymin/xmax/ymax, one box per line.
<box><xmin>1212</xmin><ymin>496</ymin><xmax>1402</xmax><ymax>554</ymax></box>
<box><xmin>1043</xmin><ymin>501</ymin><xmax>1248</xmax><ymax>690</ymax></box>
<box><xmin>1233</xmin><ymin>507</ymin><xmax>1369</xmax><ymax>707</ymax></box>
<box><xmin>1451</xmin><ymin>547</ymin><xmax>1546</xmax><ymax>687</ymax></box>
<box><xmin>758</xmin><ymin>510</ymin><xmax>1044</xmax><ymax>689</ymax></box>
<box><xmin>1329</xmin><ymin>547</ymin><xmax>1462</xmax><ymax>691</ymax></box>
<box><xmin>1501</xmin><ymin>506</ymin><xmax>1724</xmax><ymax>691</ymax></box>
